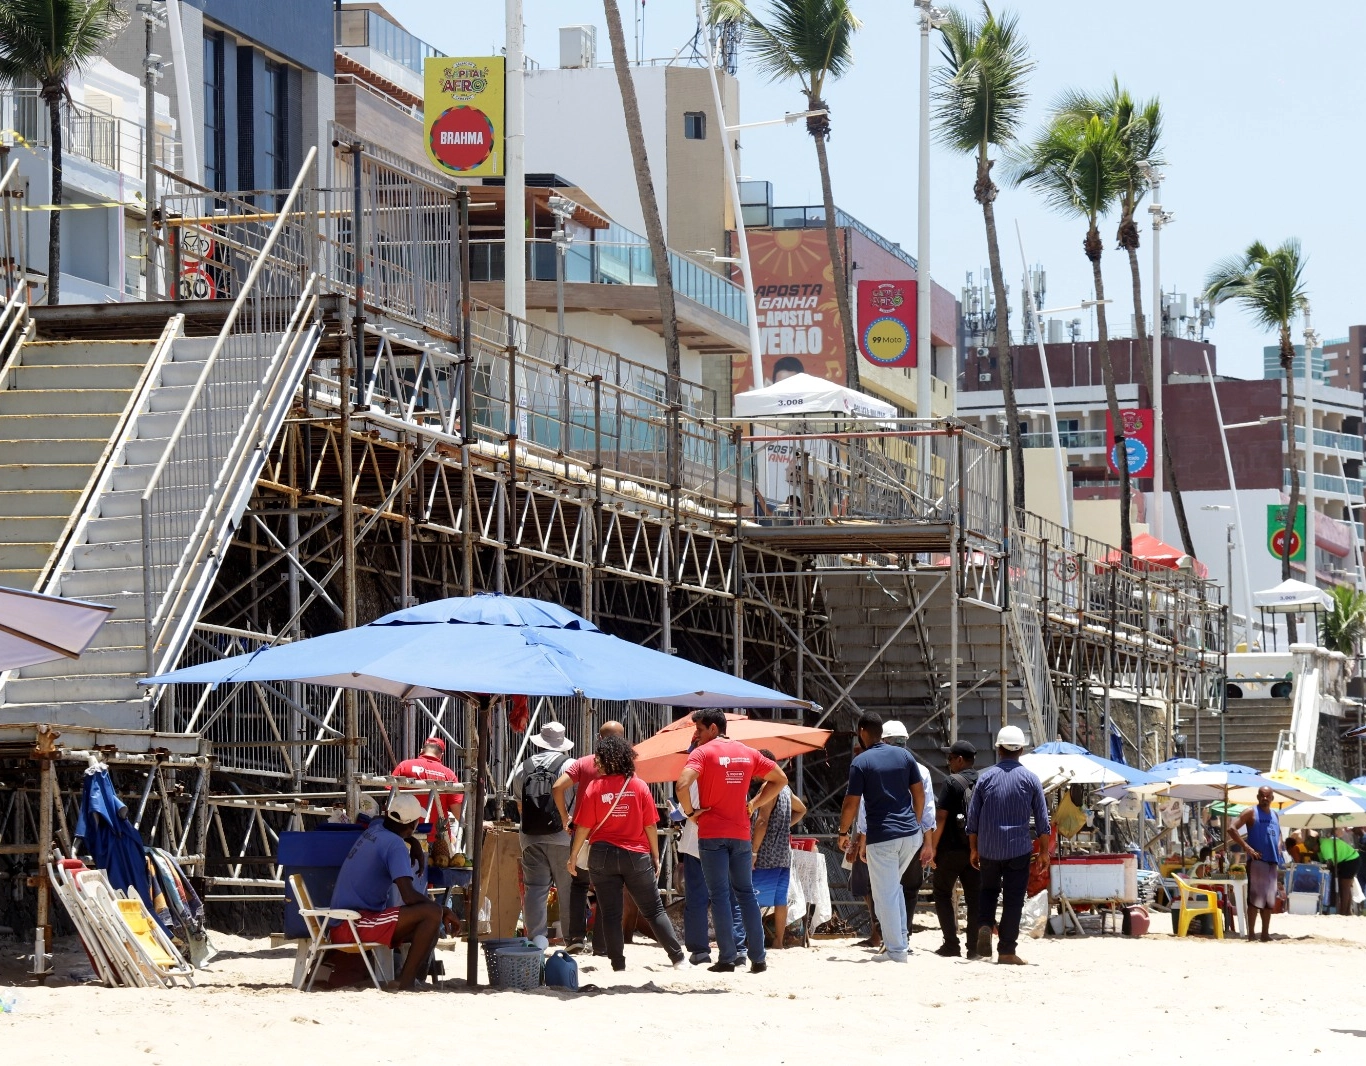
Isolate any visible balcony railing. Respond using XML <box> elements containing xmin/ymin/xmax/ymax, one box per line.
<box><xmin>1288</xmin><ymin>424</ymin><xmax>1365</xmax><ymax>456</ymax></box>
<box><xmin>0</xmin><ymin>87</ymin><xmax>178</xmax><ymax>180</ymax></box>
<box><xmin>470</xmin><ymin>231</ymin><xmax>749</xmax><ymax>326</ymax></box>
<box><xmin>1020</xmin><ymin>429</ymin><xmax>1105</xmax><ymax>449</ymax></box>
<box><xmin>1284</xmin><ymin>469</ymin><xmax>1365</xmax><ymax>498</ymax></box>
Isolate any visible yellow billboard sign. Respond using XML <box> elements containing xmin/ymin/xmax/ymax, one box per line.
<box><xmin>423</xmin><ymin>56</ymin><xmax>505</xmax><ymax>178</ymax></box>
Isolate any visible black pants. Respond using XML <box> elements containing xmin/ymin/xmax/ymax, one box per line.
<box><xmin>932</xmin><ymin>848</ymin><xmax>981</xmax><ymax>952</ymax></box>
<box><xmin>978</xmin><ymin>853</ymin><xmax>1031</xmax><ymax>956</ymax></box>
<box><xmin>567</xmin><ymin>865</ymin><xmax>591</xmax><ymax>942</ymax></box>
<box><xmin>588</xmin><ymin>842</ymin><xmax>684</xmax><ymax>970</ymax></box>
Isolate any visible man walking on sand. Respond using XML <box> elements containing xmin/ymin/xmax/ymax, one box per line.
<box><xmin>1227</xmin><ymin>785</ymin><xmax>1284</xmax><ymax>941</ymax></box>
<box><xmin>932</xmin><ymin>739</ymin><xmax>982</xmax><ymax>958</ymax></box>
<box><xmin>677</xmin><ymin>708</ymin><xmax>788</xmax><ymax>974</ymax></box>
<box><xmin>966</xmin><ymin>725</ymin><xmax>1049</xmax><ymax>965</ymax></box>
<box><xmin>838</xmin><ymin>713</ymin><xmax>930</xmax><ymax>964</ymax></box>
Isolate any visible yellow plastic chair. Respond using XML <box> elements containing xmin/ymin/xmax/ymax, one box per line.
<box><xmin>1174</xmin><ymin>875</ymin><xmax>1225</xmax><ymax>939</ymax></box>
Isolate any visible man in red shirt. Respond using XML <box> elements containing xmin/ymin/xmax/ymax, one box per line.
<box><xmin>676</xmin><ymin>708</ymin><xmax>787</xmax><ymax>973</ymax></box>
<box><xmin>392</xmin><ymin>737</ymin><xmax>461</xmax><ymax>838</ymax></box>
<box><xmin>551</xmin><ymin>719</ymin><xmax>624</xmax><ymax>954</ymax></box>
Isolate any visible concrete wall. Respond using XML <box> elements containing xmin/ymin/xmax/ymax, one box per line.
<box><xmin>663</xmin><ymin>67</ymin><xmax>732</xmax><ymax>263</ymax></box>
<box><xmin>336</xmin><ymin>81</ymin><xmax>424</xmax><ymax>166</ymax></box>
<box><xmin>965</xmin><ymin>335</ymin><xmax>1218</xmax><ymax>394</ymax></box>
<box><xmin>1164</xmin><ymin>378</ymin><xmax>1284</xmax><ymax>491</ymax></box>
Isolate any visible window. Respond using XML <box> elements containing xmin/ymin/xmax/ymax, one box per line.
<box><xmin>264</xmin><ymin>62</ymin><xmax>289</xmax><ymax>191</ymax></box>
<box><xmin>683</xmin><ymin>111</ymin><xmax>706</xmax><ymax>140</ymax></box>
<box><xmin>203</xmin><ymin>33</ymin><xmax>225</xmax><ymax>190</ymax></box>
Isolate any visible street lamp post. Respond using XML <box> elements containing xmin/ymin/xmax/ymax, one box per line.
<box><xmin>1303</xmin><ymin>302</ymin><xmax>1319</xmax><ymax>588</ymax></box>
<box><xmin>549</xmin><ymin>194</ymin><xmax>575</xmax><ymax>441</ymax></box>
<box><xmin>915</xmin><ymin>1</ymin><xmax>949</xmax><ymax>478</ymax></box>
<box><xmin>138</xmin><ymin>1</ymin><xmax>166</xmax><ymax>301</ymax></box>
<box><xmin>1141</xmin><ymin>161</ymin><xmax>1172</xmax><ymax>540</ymax></box>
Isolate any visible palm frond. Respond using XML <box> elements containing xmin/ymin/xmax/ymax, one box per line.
<box><xmin>1203</xmin><ymin>239</ymin><xmax>1308</xmax><ymax>337</ymax></box>
<box><xmin>932</xmin><ymin>2</ymin><xmax>1033</xmax><ymax>156</ymax></box>
<box><xmin>0</xmin><ymin>0</ymin><xmax>127</xmax><ymax>90</ymax></box>
<box><xmin>716</xmin><ymin>0</ymin><xmax>859</xmax><ymax>96</ymax></box>
<box><xmin>1007</xmin><ymin>110</ymin><xmax>1124</xmax><ymax>222</ymax></box>
<box><xmin>1321</xmin><ymin>585</ymin><xmax>1366</xmax><ymax>656</ymax></box>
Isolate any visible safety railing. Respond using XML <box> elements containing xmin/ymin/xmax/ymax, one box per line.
<box><xmin>141</xmin><ymin>149</ymin><xmax>324</xmax><ymax>681</ymax></box>
<box><xmin>0</xmin><ymin>87</ymin><xmax>179</xmax><ymax>179</ymax></box>
<box><xmin>1290</xmin><ymin>424</ymin><xmax>1365</xmax><ymax>457</ymax></box>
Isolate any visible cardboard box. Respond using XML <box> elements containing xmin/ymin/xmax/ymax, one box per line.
<box><xmin>477</xmin><ymin>826</ymin><xmax>523</xmax><ymax>937</ymax></box>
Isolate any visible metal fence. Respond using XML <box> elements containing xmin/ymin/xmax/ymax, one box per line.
<box><xmin>142</xmin><ymin>151</ymin><xmax>323</xmax><ymax>680</ymax></box>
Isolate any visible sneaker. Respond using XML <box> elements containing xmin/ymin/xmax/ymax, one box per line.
<box><xmin>975</xmin><ymin>927</ymin><xmax>992</xmax><ymax>959</ymax></box>
<box><xmin>749</xmin><ymin>961</ymin><xmax>767</xmax><ymax>974</ymax></box>
<box><xmin>934</xmin><ymin>944</ymin><xmax>961</xmax><ymax>958</ymax></box>
<box><xmin>997</xmin><ymin>954</ymin><xmax>1028</xmax><ymax>965</ymax></box>
<box><xmin>670</xmin><ymin>955</ymin><xmax>690</xmax><ymax>970</ymax></box>
<box><xmin>707</xmin><ymin>961</ymin><xmax>736</xmax><ymax>973</ymax></box>
<box><xmin>688</xmin><ymin>952</ymin><xmax>712</xmax><ymax>966</ymax></box>
<box><xmin>872</xmin><ymin>952</ymin><xmax>908</xmax><ymax>963</ymax></box>
<box><xmin>565</xmin><ymin>940</ymin><xmax>586</xmax><ymax>956</ymax></box>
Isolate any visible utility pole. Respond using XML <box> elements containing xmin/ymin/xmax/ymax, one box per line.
<box><xmin>914</xmin><ymin>2</ymin><xmax>948</xmax><ymax>475</ymax></box>
<box><xmin>1304</xmin><ymin>303</ymin><xmax>1318</xmax><ymax>591</ymax></box>
<box><xmin>138</xmin><ymin>1</ymin><xmax>166</xmax><ymax>300</ymax></box>
<box><xmin>1146</xmin><ymin>164</ymin><xmax>1170</xmax><ymax>540</ymax></box>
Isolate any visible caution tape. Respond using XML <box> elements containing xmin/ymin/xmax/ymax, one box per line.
<box><xmin>0</xmin><ymin>129</ymin><xmax>150</xmax><ymax>212</ymax></box>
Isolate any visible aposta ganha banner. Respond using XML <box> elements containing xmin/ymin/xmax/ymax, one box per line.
<box><xmin>424</xmin><ymin>57</ymin><xmax>505</xmax><ymax>178</ymax></box>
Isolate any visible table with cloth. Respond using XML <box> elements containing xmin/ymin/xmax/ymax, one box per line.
<box><xmin>786</xmin><ymin>847</ymin><xmax>832</xmax><ymax>943</ymax></box>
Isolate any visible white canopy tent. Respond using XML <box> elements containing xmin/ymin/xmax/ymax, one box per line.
<box><xmin>733</xmin><ymin>372</ymin><xmax>897</xmax><ymax>420</ymax></box>
<box><xmin>1254</xmin><ymin>578</ymin><xmax>1331</xmax><ymax>613</ymax></box>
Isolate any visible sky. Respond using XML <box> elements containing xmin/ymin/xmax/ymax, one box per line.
<box><xmin>384</xmin><ymin>0</ymin><xmax>1366</xmax><ymax>382</ymax></box>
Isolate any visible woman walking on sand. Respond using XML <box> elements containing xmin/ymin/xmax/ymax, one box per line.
<box><xmin>567</xmin><ymin>735</ymin><xmax>687</xmax><ymax>971</ymax></box>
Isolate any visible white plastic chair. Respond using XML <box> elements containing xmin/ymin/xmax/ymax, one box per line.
<box><xmin>77</xmin><ymin>870</ymin><xmax>195</xmax><ymax>988</ymax></box>
<box><xmin>289</xmin><ymin>874</ymin><xmax>394</xmax><ymax>991</ymax></box>
<box><xmin>48</xmin><ymin>860</ymin><xmax>121</xmax><ymax>987</ymax></box>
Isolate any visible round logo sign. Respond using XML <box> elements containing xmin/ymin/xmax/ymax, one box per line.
<box><xmin>1270</xmin><ymin>528</ymin><xmax>1302</xmax><ymax>558</ymax></box>
<box><xmin>1110</xmin><ymin>438</ymin><xmax>1149</xmax><ymax>476</ymax></box>
<box><xmin>178</xmin><ymin>267</ymin><xmax>216</xmax><ymax>301</ymax></box>
<box><xmin>862</xmin><ymin>315</ymin><xmax>911</xmax><ymax>365</ymax></box>
<box><xmin>428</xmin><ymin>106</ymin><xmax>496</xmax><ymax>173</ymax></box>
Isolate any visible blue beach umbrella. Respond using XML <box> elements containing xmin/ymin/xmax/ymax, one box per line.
<box><xmin>75</xmin><ymin>766</ymin><xmax>152</xmax><ymax>912</ymax></box>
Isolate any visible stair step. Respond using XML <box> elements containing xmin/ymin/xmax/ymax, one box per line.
<box><xmin>135</xmin><ymin>410</ymin><xmax>181</xmax><ymax>439</ymax></box>
<box><xmin>0</xmin><ymin>488</ymin><xmax>83</xmax><ymax>516</ymax></box>
<box><xmin>123</xmin><ymin>438</ymin><xmax>170</xmax><ymax>467</ymax></box>
<box><xmin>0</xmin><ymin>464</ymin><xmax>93</xmax><ymax>490</ymax></box>
<box><xmin>52</xmin><ymin>587</ymin><xmax>145</xmax><ymax>621</ymax></box>
<box><xmin>0</xmin><ymin>388</ymin><xmax>131</xmax><ymax>416</ymax></box>
<box><xmin>21</xmin><ymin>340</ymin><xmax>154</xmax><ymax>366</ymax></box>
<box><xmin>0</xmin><ymin>568</ymin><xmax>39</xmax><ymax>590</ymax></box>
<box><xmin>158</xmin><ymin>359</ymin><xmax>206</xmax><ymax>387</ymax></box>
<box><xmin>169</xmin><ymin>337</ymin><xmax>219</xmax><ymax>361</ymax></box>
<box><xmin>82</xmin><ymin>514</ymin><xmax>142</xmax><ymax>544</ymax></box>
<box><xmin>59</xmin><ymin>566</ymin><xmax>145</xmax><ymax>598</ymax></box>
<box><xmin>0</xmin><ymin>412</ymin><xmax>119</xmax><ymax>439</ymax></box>
<box><xmin>0</xmin><ymin>542</ymin><xmax>53</xmax><ymax>570</ymax></box>
<box><xmin>111</xmin><ymin>465</ymin><xmax>153</xmax><ymax>493</ymax></box>
<box><xmin>98</xmin><ymin>489</ymin><xmax>142</xmax><ymax>518</ymax></box>
<box><xmin>18</xmin><ymin>645</ymin><xmax>147</xmax><ymax>679</ymax></box>
<box><xmin>8</xmin><ymin>362</ymin><xmax>144</xmax><ymax>390</ymax></box>
<box><xmin>0</xmin><ymin>515</ymin><xmax>66</xmax><ymax>543</ymax></box>
<box><xmin>2</xmin><ymin>674</ymin><xmax>145</xmax><ymax>705</ymax></box>
<box><xmin>0</xmin><ymin>700</ymin><xmax>151</xmax><ymax>730</ymax></box>
<box><xmin>71</xmin><ymin>541</ymin><xmax>142</xmax><ymax>570</ymax></box>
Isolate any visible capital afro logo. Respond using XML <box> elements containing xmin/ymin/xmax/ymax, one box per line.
<box><xmin>429</xmin><ymin>106</ymin><xmax>495</xmax><ymax>173</ymax></box>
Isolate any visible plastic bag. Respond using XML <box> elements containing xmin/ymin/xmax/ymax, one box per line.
<box><xmin>1022</xmin><ymin>890</ymin><xmax>1050</xmax><ymax>939</ymax></box>
<box><xmin>1354</xmin><ymin>878</ymin><xmax>1365</xmax><ymax>907</ymax></box>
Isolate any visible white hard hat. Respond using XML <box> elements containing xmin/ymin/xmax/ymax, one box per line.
<box><xmin>387</xmin><ymin>792</ymin><xmax>426</xmax><ymax>825</ymax></box>
<box><xmin>995</xmin><ymin>725</ymin><xmax>1027</xmax><ymax>751</ymax></box>
<box><xmin>881</xmin><ymin>720</ymin><xmax>909</xmax><ymax>740</ymax></box>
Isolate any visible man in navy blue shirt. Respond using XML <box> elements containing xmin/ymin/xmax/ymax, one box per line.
<box><xmin>331</xmin><ymin>793</ymin><xmax>457</xmax><ymax>989</ymax></box>
<box><xmin>965</xmin><ymin>725</ymin><xmax>1050</xmax><ymax>966</ymax></box>
<box><xmin>838</xmin><ymin>712</ymin><xmax>931</xmax><ymax>963</ymax></box>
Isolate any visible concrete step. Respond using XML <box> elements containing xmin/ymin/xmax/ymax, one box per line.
<box><xmin>82</xmin><ymin>514</ymin><xmax>142</xmax><ymax>545</ymax></box>
<box><xmin>0</xmin><ymin>488</ymin><xmax>82</xmax><ymax>516</ymax></box>
<box><xmin>0</xmin><ymin>388</ymin><xmax>130</xmax><ymax>416</ymax></box>
<box><xmin>168</xmin><ymin>337</ymin><xmax>219</xmax><ymax>361</ymax></box>
<box><xmin>18</xmin><ymin>645</ymin><xmax>147</xmax><ymax>679</ymax></box>
<box><xmin>3</xmin><ymin>673</ymin><xmax>144</xmax><ymax>704</ymax></box>
<box><xmin>0</xmin><ymin>568</ymin><xmax>38</xmax><ymax>590</ymax></box>
<box><xmin>123</xmin><ymin>437</ymin><xmax>170</xmax><ymax>467</ymax></box>
<box><xmin>8</xmin><ymin>362</ymin><xmax>144</xmax><ymax>391</ymax></box>
<box><xmin>111</xmin><ymin>465</ymin><xmax>153</xmax><ymax>493</ymax></box>
<box><xmin>86</xmin><ymin>619</ymin><xmax>148</xmax><ymax>650</ymax></box>
<box><xmin>158</xmin><ymin>359</ymin><xmax>206</xmax><ymax>387</ymax></box>
<box><xmin>0</xmin><ymin>542</ymin><xmax>52</xmax><ymax>570</ymax></box>
<box><xmin>21</xmin><ymin>340</ymin><xmax>154</xmax><ymax>366</ymax></box>
<box><xmin>59</xmin><ymin>565</ymin><xmax>145</xmax><ymax>599</ymax></box>
<box><xmin>53</xmin><ymin>587</ymin><xmax>145</xmax><ymax>620</ymax></box>
<box><xmin>0</xmin><ymin>700</ymin><xmax>150</xmax><ymax>730</ymax></box>
<box><xmin>135</xmin><ymin>410</ymin><xmax>181</xmax><ymax>440</ymax></box>
<box><xmin>71</xmin><ymin>541</ymin><xmax>143</xmax><ymax>571</ymax></box>
<box><xmin>0</xmin><ymin>515</ymin><xmax>66</xmax><ymax>543</ymax></box>
<box><xmin>98</xmin><ymin>489</ymin><xmax>142</xmax><ymax>518</ymax></box>
<box><xmin>0</xmin><ymin>412</ymin><xmax>119</xmax><ymax>440</ymax></box>
<box><xmin>0</xmin><ymin>464</ymin><xmax>92</xmax><ymax>490</ymax></box>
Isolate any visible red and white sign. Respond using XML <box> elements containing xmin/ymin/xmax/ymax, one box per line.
<box><xmin>178</xmin><ymin>267</ymin><xmax>216</xmax><ymax>301</ymax></box>
<box><xmin>857</xmin><ymin>280</ymin><xmax>917</xmax><ymax>368</ymax></box>
<box><xmin>1104</xmin><ymin>407</ymin><xmax>1155</xmax><ymax>478</ymax></box>
<box><xmin>428</xmin><ymin>106</ymin><xmax>496</xmax><ymax>173</ymax></box>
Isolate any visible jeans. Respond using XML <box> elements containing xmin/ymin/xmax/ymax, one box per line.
<box><xmin>519</xmin><ymin>837</ymin><xmax>573</xmax><ymax>940</ymax></box>
<box><xmin>978</xmin><ymin>853</ymin><xmax>1031</xmax><ymax>956</ymax></box>
<box><xmin>932</xmin><ymin>848</ymin><xmax>981</xmax><ymax>952</ymax></box>
<box><xmin>681</xmin><ymin>853</ymin><xmax>746</xmax><ymax>961</ymax></box>
<box><xmin>588</xmin><ymin>842</ymin><xmax>683</xmax><ymax>969</ymax></box>
<box><xmin>698</xmin><ymin>837</ymin><xmax>765</xmax><ymax>965</ymax></box>
<box><xmin>864</xmin><ymin>830</ymin><xmax>923</xmax><ymax>960</ymax></box>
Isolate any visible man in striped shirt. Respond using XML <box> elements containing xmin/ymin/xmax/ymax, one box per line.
<box><xmin>965</xmin><ymin>725</ymin><xmax>1049</xmax><ymax>965</ymax></box>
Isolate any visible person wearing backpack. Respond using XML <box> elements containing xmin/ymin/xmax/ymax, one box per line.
<box><xmin>511</xmin><ymin>721</ymin><xmax>577</xmax><ymax>945</ymax></box>
<box><xmin>931</xmin><ymin>740</ymin><xmax>981</xmax><ymax>958</ymax></box>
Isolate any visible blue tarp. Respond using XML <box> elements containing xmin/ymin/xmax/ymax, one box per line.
<box><xmin>75</xmin><ymin>767</ymin><xmax>153</xmax><ymax>912</ymax></box>
<box><xmin>142</xmin><ymin>593</ymin><xmax>810</xmax><ymax>709</ymax></box>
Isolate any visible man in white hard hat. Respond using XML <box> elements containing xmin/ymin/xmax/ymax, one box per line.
<box><xmin>329</xmin><ymin>792</ymin><xmax>458</xmax><ymax>990</ymax></box>
<box><xmin>964</xmin><ymin>725</ymin><xmax>1049</xmax><ymax>965</ymax></box>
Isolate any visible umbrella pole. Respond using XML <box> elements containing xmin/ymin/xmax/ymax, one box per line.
<box><xmin>466</xmin><ymin>694</ymin><xmax>493</xmax><ymax>986</ymax></box>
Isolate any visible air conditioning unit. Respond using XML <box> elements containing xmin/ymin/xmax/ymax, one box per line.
<box><xmin>978</xmin><ymin>373</ymin><xmax>992</xmax><ymax>382</ymax></box>
<box><xmin>559</xmin><ymin>25</ymin><xmax>597</xmax><ymax>69</ymax></box>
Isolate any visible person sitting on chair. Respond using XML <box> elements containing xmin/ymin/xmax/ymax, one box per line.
<box><xmin>330</xmin><ymin>792</ymin><xmax>458</xmax><ymax>990</ymax></box>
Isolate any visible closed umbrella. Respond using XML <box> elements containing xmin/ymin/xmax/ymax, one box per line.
<box><xmin>633</xmin><ymin>714</ymin><xmax>830</xmax><ymax>783</ymax></box>
<box><xmin>75</xmin><ymin>764</ymin><xmax>152</xmax><ymax>912</ymax></box>
<box><xmin>142</xmin><ymin>593</ymin><xmax>810</xmax><ymax>985</ymax></box>
<box><xmin>0</xmin><ymin>585</ymin><xmax>112</xmax><ymax>670</ymax></box>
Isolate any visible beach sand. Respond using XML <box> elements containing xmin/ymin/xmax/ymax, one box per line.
<box><xmin>3</xmin><ymin>914</ymin><xmax>1364</xmax><ymax>1065</ymax></box>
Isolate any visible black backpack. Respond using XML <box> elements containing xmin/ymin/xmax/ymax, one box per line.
<box><xmin>519</xmin><ymin>753</ymin><xmax>570</xmax><ymax>835</ymax></box>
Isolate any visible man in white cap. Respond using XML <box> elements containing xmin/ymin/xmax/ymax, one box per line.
<box><xmin>329</xmin><ymin>792</ymin><xmax>457</xmax><ymax>990</ymax></box>
<box><xmin>965</xmin><ymin>725</ymin><xmax>1049</xmax><ymax>965</ymax></box>
<box><xmin>511</xmin><ymin>721</ymin><xmax>577</xmax><ymax>946</ymax></box>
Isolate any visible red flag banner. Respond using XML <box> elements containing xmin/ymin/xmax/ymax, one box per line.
<box><xmin>857</xmin><ymin>280</ymin><xmax>917</xmax><ymax>368</ymax></box>
<box><xmin>1104</xmin><ymin>408</ymin><xmax>1155</xmax><ymax>478</ymax></box>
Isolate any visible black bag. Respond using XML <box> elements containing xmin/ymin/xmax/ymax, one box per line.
<box><xmin>519</xmin><ymin>753</ymin><xmax>570</xmax><ymax>835</ymax></box>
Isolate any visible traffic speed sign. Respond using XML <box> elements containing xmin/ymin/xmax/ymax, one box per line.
<box><xmin>179</xmin><ymin>267</ymin><xmax>216</xmax><ymax>301</ymax></box>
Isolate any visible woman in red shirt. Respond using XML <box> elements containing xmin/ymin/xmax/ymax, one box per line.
<box><xmin>567</xmin><ymin>735</ymin><xmax>686</xmax><ymax>971</ymax></box>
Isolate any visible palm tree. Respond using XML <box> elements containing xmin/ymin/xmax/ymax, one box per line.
<box><xmin>1058</xmin><ymin>82</ymin><xmax>1197</xmax><ymax>558</ymax></box>
<box><xmin>1320</xmin><ymin>585</ymin><xmax>1366</xmax><ymax>658</ymax></box>
<box><xmin>603</xmin><ymin>0</ymin><xmax>682</xmax><ymax>403</ymax></box>
<box><xmin>0</xmin><ymin>0</ymin><xmax>127</xmax><ymax>305</ymax></box>
<box><xmin>1204</xmin><ymin>239</ymin><xmax>1309</xmax><ymax>639</ymax></box>
<box><xmin>709</xmin><ymin>0</ymin><xmax>861</xmax><ymax>388</ymax></box>
<box><xmin>933</xmin><ymin>2</ymin><xmax>1032</xmax><ymax>516</ymax></box>
<box><xmin>1010</xmin><ymin>111</ymin><xmax>1132</xmax><ymax>552</ymax></box>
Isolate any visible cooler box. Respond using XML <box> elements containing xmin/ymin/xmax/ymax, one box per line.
<box><xmin>1287</xmin><ymin>891</ymin><xmax>1319</xmax><ymax>915</ymax></box>
<box><xmin>1049</xmin><ymin>854</ymin><xmax>1138</xmax><ymax>902</ymax></box>
<box><xmin>280</xmin><ymin>825</ymin><xmax>365</xmax><ymax>939</ymax></box>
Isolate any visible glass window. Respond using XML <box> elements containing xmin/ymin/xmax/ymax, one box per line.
<box><xmin>264</xmin><ymin>62</ymin><xmax>288</xmax><ymax>191</ymax></box>
<box><xmin>683</xmin><ymin>112</ymin><xmax>706</xmax><ymax>140</ymax></box>
<box><xmin>202</xmin><ymin>33</ymin><xmax>225</xmax><ymax>191</ymax></box>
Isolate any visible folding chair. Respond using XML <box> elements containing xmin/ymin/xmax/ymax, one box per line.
<box><xmin>288</xmin><ymin>874</ymin><xmax>394</xmax><ymax>991</ymax></box>
<box><xmin>48</xmin><ymin>860</ymin><xmax>121</xmax><ymax>987</ymax></box>
<box><xmin>77</xmin><ymin>871</ymin><xmax>195</xmax><ymax>988</ymax></box>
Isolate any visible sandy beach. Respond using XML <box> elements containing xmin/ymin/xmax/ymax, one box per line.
<box><xmin>3</xmin><ymin>914</ymin><xmax>1364</xmax><ymax>1066</ymax></box>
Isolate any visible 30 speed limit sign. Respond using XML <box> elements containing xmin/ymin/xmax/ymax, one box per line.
<box><xmin>179</xmin><ymin>267</ymin><xmax>216</xmax><ymax>301</ymax></box>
